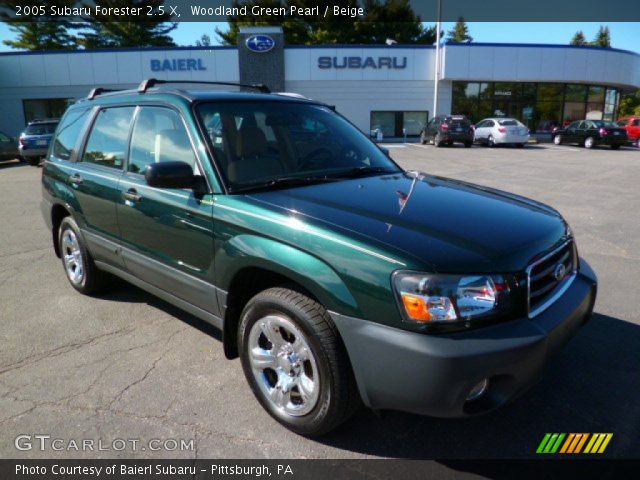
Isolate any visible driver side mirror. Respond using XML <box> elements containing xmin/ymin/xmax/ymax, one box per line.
<box><xmin>145</xmin><ymin>161</ymin><xmax>196</xmax><ymax>189</ymax></box>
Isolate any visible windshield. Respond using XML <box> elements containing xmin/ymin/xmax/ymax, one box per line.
<box><xmin>197</xmin><ymin>101</ymin><xmax>400</xmax><ymax>191</ymax></box>
<box><xmin>24</xmin><ymin>123</ymin><xmax>57</xmax><ymax>135</ymax></box>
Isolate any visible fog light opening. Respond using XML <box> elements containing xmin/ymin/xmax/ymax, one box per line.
<box><xmin>466</xmin><ymin>379</ymin><xmax>489</xmax><ymax>402</ymax></box>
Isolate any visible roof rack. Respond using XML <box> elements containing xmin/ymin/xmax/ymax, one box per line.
<box><xmin>137</xmin><ymin>78</ymin><xmax>271</xmax><ymax>94</ymax></box>
<box><xmin>87</xmin><ymin>87</ymin><xmax>122</xmax><ymax>100</ymax></box>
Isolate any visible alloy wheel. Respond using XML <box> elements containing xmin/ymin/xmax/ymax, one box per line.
<box><xmin>61</xmin><ymin>229</ymin><xmax>84</xmax><ymax>285</ymax></box>
<box><xmin>248</xmin><ymin>314</ymin><xmax>320</xmax><ymax>417</ymax></box>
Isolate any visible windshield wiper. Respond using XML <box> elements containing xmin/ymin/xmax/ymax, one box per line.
<box><xmin>229</xmin><ymin>175</ymin><xmax>338</xmax><ymax>193</ymax></box>
<box><xmin>329</xmin><ymin>166</ymin><xmax>399</xmax><ymax>179</ymax></box>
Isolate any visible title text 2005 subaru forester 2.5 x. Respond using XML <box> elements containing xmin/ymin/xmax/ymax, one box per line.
<box><xmin>42</xmin><ymin>79</ymin><xmax>597</xmax><ymax>436</ymax></box>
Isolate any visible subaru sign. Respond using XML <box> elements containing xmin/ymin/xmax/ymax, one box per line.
<box><xmin>245</xmin><ymin>35</ymin><xmax>276</xmax><ymax>53</ymax></box>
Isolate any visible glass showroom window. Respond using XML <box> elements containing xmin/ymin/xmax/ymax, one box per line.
<box><xmin>586</xmin><ymin>86</ymin><xmax>605</xmax><ymax>120</ymax></box>
<box><xmin>452</xmin><ymin>82</ymin><xmax>480</xmax><ymax>121</ymax></box>
<box><xmin>603</xmin><ymin>88</ymin><xmax>619</xmax><ymax>122</ymax></box>
<box><xmin>370</xmin><ymin>111</ymin><xmax>427</xmax><ymax>138</ymax></box>
<box><xmin>563</xmin><ymin>84</ymin><xmax>588</xmax><ymax>125</ymax></box>
<box><xmin>23</xmin><ymin>98</ymin><xmax>74</xmax><ymax>124</ymax></box>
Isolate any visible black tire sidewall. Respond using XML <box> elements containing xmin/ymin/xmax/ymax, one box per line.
<box><xmin>238</xmin><ymin>291</ymin><xmax>340</xmax><ymax>436</ymax></box>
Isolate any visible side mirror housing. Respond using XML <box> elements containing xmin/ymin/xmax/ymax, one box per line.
<box><xmin>145</xmin><ymin>161</ymin><xmax>195</xmax><ymax>189</ymax></box>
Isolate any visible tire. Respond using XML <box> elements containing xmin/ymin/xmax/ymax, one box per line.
<box><xmin>488</xmin><ymin>135</ymin><xmax>495</xmax><ymax>148</ymax></box>
<box><xmin>420</xmin><ymin>132</ymin><xmax>427</xmax><ymax>145</ymax></box>
<box><xmin>27</xmin><ymin>157</ymin><xmax>40</xmax><ymax>166</ymax></box>
<box><xmin>238</xmin><ymin>287</ymin><xmax>359</xmax><ymax>437</ymax></box>
<box><xmin>434</xmin><ymin>134</ymin><xmax>443</xmax><ymax>147</ymax></box>
<box><xmin>584</xmin><ymin>136</ymin><xmax>595</xmax><ymax>149</ymax></box>
<box><xmin>464</xmin><ymin>141</ymin><xmax>472</xmax><ymax>148</ymax></box>
<box><xmin>553</xmin><ymin>134</ymin><xmax>562</xmax><ymax>145</ymax></box>
<box><xmin>611</xmin><ymin>144</ymin><xmax>621</xmax><ymax>150</ymax></box>
<box><xmin>635</xmin><ymin>138</ymin><xmax>640</xmax><ymax>148</ymax></box>
<box><xmin>516</xmin><ymin>143</ymin><xmax>525</xmax><ymax>148</ymax></box>
<box><xmin>58</xmin><ymin>217</ymin><xmax>109</xmax><ymax>295</ymax></box>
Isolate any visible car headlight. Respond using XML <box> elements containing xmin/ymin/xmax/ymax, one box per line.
<box><xmin>393</xmin><ymin>271</ymin><xmax>519</xmax><ymax>331</ymax></box>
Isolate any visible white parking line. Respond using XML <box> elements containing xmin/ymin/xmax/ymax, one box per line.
<box><xmin>379</xmin><ymin>144</ymin><xmax>407</xmax><ymax>149</ymax></box>
<box><xmin>544</xmin><ymin>145</ymin><xmax>583</xmax><ymax>152</ymax></box>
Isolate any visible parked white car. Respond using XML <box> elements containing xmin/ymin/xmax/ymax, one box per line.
<box><xmin>474</xmin><ymin>118</ymin><xmax>530</xmax><ymax>147</ymax></box>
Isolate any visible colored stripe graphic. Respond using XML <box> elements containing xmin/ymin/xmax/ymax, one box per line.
<box><xmin>538</xmin><ymin>433</ymin><xmax>613</xmax><ymax>454</ymax></box>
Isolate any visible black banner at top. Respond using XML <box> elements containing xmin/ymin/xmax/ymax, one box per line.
<box><xmin>0</xmin><ymin>0</ymin><xmax>640</xmax><ymax>22</ymax></box>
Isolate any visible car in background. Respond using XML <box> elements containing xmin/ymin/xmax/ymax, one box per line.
<box><xmin>420</xmin><ymin>115</ymin><xmax>473</xmax><ymax>147</ymax></box>
<box><xmin>19</xmin><ymin>119</ymin><xmax>59</xmax><ymax>166</ymax></box>
<box><xmin>0</xmin><ymin>130</ymin><xmax>19</xmax><ymax>161</ymax></box>
<box><xmin>474</xmin><ymin>118</ymin><xmax>530</xmax><ymax>148</ymax></box>
<box><xmin>552</xmin><ymin>120</ymin><xmax>628</xmax><ymax>149</ymax></box>
<box><xmin>616</xmin><ymin>116</ymin><xmax>640</xmax><ymax>147</ymax></box>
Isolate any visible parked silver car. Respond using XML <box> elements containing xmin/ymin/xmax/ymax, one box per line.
<box><xmin>474</xmin><ymin>118</ymin><xmax>530</xmax><ymax>147</ymax></box>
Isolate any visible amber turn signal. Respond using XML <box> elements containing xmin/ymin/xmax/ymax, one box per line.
<box><xmin>401</xmin><ymin>293</ymin><xmax>432</xmax><ymax>322</ymax></box>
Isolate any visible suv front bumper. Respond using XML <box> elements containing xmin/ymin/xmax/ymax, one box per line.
<box><xmin>330</xmin><ymin>259</ymin><xmax>597</xmax><ymax>417</ymax></box>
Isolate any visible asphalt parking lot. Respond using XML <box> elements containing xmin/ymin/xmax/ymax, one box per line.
<box><xmin>1</xmin><ymin>143</ymin><xmax>639</xmax><ymax>460</ymax></box>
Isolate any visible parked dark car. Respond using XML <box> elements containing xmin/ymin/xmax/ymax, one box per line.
<box><xmin>19</xmin><ymin>119</ymin><xmax>59</xmax><ymax>165</ymax></box>
<box><xmin>0</xmin><ymin>130</ymin><xmax>19</xmax><ymax>161</ymax></box>
<box><xmin>420</xmin><ymin>115</ymin><xmax>473</xmax><ymax>147</ymax></box>
<box><xmin>552</xmin><ymin>120</ymin><xmax>628</xmax><ymax>149</ymax></box>
<box><xmin>42</xmin><ymin>79</ymin><xmax>596</xmax><ymax>436</ymax></box>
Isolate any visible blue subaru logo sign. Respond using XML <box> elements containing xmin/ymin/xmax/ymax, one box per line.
<box><xmin>245</xmin><ymin>35</ymin><xmax>275</xmax><ymax>53</ymax></box>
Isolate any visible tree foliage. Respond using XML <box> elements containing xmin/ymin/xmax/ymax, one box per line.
<box><xmin>593</xmin><ymin>25</ymin><xmax>611</xmax><ymax>47</ymax></box>
<box><xmin>570</xmin><ymin>30</ymin><xmax>587</xmax><ymax>46</ymax></box>
<box><xmin>216</xmin><ymin>0</ymin><xmax>437</xmax><ymax>45</ymax></box>
<box><xmin>195</xmin><ymin>34</ymin><xmax>211</xmax><ymax>47</ymax></box>
<box><xmin>78</xmin><ymin>0</ymin><xmax>176</xmax><ymax>48</ymax></box>
<box><xmin>618</xmin><ymin>90</ymin><xmax>640</xmax><ymax>117</ymax></box>
<box><xmin>0</xmin><ymin>1</ymin><xmax>78</xmax><ymax>50</ymax></box>
<box><xmin>447</xmin><ymin>17</ymin><xmax>472</xmax><ymax>43</ymax></box>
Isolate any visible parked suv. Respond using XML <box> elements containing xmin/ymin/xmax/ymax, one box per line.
<box><xmin>420</xmin><ymin>115</ymin><xmax>474</xmax><ymax>147</ymax></box>
<box><xmin>42</xmin><ymin>79</ymin><xmax>597</xmax><ymax>436</ymax></box>
<box><xmin>19</xmin><ymin>119</ymin><xmax>59</xmax><ymax>165</ymax></box>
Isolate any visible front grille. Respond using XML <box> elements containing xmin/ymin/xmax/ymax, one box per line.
<box><xmin>527</xmin><ymin>240</ymin><xmax>577</xmax><ymax>317</ymax></box>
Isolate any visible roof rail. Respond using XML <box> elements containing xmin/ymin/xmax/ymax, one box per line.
<box><xmin>137</xmin><ymin>78</ymin><xmax>271</xmax><ymax>94</ymax></box>
<box><xmin>87</xmin><ymin>87</ymin><xmax>122</xmax><ymax>100</ymax></box>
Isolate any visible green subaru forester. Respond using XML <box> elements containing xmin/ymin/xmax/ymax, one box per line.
<box><xmin>42</xmin><ymin>79</ymin><xmax>597</xmax><ymax>436</ymax></box>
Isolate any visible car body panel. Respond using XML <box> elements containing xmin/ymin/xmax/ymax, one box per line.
<box><xmin>474</xmin><ymin>118</ymin><xmax>530</xmax><ymax>145</ymax></box>
<box><xmin>617</xmin><ymin>116</ymin><xmax>640</xmax><ymax>143</ymax></box>
<box><xmin>421</xmin><ymin>115</ymin><xmax>474</xmax><ymax>145</ymax></box>
<box><xmin>554</xmin><ymin>120</ymin><xmax>628</xmax><ymax>146</ymax></box>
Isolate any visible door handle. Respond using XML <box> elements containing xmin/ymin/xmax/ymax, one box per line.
<box><xmin>122</xmin><ymin>188</ymin><xmax>142</xmax><ymax>202</ymax></box>
<box><xmin>69</xmin><ymin>173</ymin><xmax>83</xmax><ymax>184</ymax></box>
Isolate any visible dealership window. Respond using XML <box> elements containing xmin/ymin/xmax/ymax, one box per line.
<box><xmin>370</xmin><ymin>111</ymin><xmax>427</xmax><ymax>138</ymax></box>
<box><xmin>23</xmin><ymin>98</ymin><xmax>74</xmax><ymax>124</ymax></box>
<box><xmin>451</xmin><ymin>81</ymin><xmax>621</xmax><ymax>132</ymax></box>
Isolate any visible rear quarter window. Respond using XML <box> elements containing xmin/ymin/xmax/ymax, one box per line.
<box><xmin>50</xmin><ymin>109</ymin><xmax>90</xmax><ymax>161</ymax></box>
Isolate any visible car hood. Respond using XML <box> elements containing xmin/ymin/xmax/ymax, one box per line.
<box><xmin>246</xmin><ymin>172</ymin><xmax>568</xmax><ymax>273</ymax></box>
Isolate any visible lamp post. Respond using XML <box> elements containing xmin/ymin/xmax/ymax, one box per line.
<box><xmin>432</xmin><ymin>0</ymin><xmax>442</xmax><ymax>121</ymax></box>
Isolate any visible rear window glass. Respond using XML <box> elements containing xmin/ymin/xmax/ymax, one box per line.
<box><xmin>498</xmin><ymin>120</ymin><xmax>519</xmax><ymax>126</ymax></box>
<box><xmin>25</xmin><ymin>123</ymin><xmax>57</xmax><ymax>135</ymax></box>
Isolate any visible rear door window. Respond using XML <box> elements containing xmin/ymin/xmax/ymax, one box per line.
<box><xmin>82</xmin><ymin>107</ymin><xmax>135</xmax><ymax>169</ymax></box>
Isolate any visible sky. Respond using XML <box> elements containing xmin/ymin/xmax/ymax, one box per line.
<box><xmin>0</xmin><ymin>22</ymin><xmax>638</xmax><ymax>53</ymax></box>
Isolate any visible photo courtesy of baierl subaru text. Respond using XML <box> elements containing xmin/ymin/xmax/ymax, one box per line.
<box><xmin>0</xmin><ymin>0</ymin><xmax>638</xmax><ymax>478</ymax></box>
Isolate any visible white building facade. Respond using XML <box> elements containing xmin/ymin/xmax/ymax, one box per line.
<box><xmin>0</xmin><ymin>38</ymin><xmax>638</xmax><ymax>138</ymax></box>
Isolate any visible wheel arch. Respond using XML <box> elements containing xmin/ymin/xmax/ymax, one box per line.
<box><xmin>51</xmin><ymin>203</ymin><xmax>71</xmax><ymax>258</ymax></box>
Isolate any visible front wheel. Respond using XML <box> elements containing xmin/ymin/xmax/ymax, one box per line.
<box><xmin>239</xmin><ymin>288</ymin><xmax>359</xmax><ymax>437</ymax></box>
<box><xmin>488</xmin><ymin>135</ymin><xmax>495</xmax><ymax>147</ymax></box>
<box><xmin>584</xmin><ymin>136</ymin><xmax>595</xmax><ymax>149</ymax></box>
<box><xmin>553</xmin><ymin>134</ymin><xmax>562</xmax><ymax>145</ymax></box>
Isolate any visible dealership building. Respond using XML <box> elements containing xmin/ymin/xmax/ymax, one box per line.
<box><xmin>0</xmin><ymin>26</ymin><xmax>639</xmax><ymax>138</ymax></box>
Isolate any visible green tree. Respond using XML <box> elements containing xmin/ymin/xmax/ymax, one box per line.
<box><xmin>618</xmin><ymin>90</ymin><xmax>640</xmax><ymax>117</ymax></box>
<box><xmin>216</xmin><ymin>0</ymin><xmax>437</xmax><ymax>45</ymax></box>
<box><xmin>570</xmin><ymin>30</ymin><xmax>587</xmax><ymax>46</ymax></box>
<box><xmin>447</xmin><ymin>17</ymin><xmax>472</xmax><ymax>43</ymax></box>
<box><xmin>78</xmin><ymin>0</ymin><xmax>176</xmax><ymax>48</ymax></box>
<box><xmin>195</xmin><ymin>34</ymin><xmax>211</xmax><ymax>47</ymax></box>
<box><xmin>1</xmin><ymin>1</ymin><xmax>78</xmax><ymax>50</ymax></box>
<box><xmin>592</xmin><ymin>25</ymin><xmax>611</xmax><ymax>47</ymax></box>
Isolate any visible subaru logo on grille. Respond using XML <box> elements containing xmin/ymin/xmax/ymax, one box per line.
<box><xmin>245</xmin><ymin>35</ymin><xmax>275</xmax><ymax>53</ymax></box>
<box><xmin>553</xmin><ymin>263</ymin><xmax>567</xmax><ymax>281</ymax></box>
